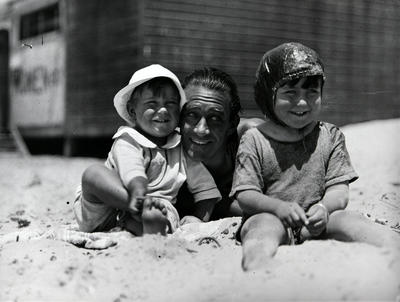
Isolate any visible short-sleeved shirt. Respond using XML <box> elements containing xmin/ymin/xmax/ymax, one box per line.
<box><xmin>176</xmin><ymin>138</ymin><xmax>238</xmax><ymax>220</ymax></box>
<box><xmin>106</xmin><ymin>126</ymin><xmax>221</xmax><ymax>204</ymax></box>
<box><xmin>230</xmin><ymin>122</ymin><xmax>358</xmax><ymax>212</ymax></box>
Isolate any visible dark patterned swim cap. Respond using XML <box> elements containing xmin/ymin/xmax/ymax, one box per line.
<box><xmin>254</xmin><ymin>42</ymin><xmax>325</xmax><ymax>125</ymax></box>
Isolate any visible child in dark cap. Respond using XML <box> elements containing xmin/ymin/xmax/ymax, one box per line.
<box><xmin>230</xmin><ymin>42</ymin><xmax>399</xmax><ymax>271</ymax></box>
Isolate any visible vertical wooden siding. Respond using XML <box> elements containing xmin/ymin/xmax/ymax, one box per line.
<box><xmin>65</xmin><ymin>0</ymin><xmax>399</xmax><ymax>136</ymax></box>
<box><xmin>314</xmin><ymin>0</ymin><xmax>400</xmax><ymax>124</ymax></box>
<box><xmin>143</xmin><ymin>0</ymin><xmax>400</xmax><ymax>126</ymax></box>
<box><xmin>0</xmin><ymin>30</ymin><xmax>9</xmax><ymax>129</ymax></box>
<box><xmin>65</xmin><ymin>0</ymin><xmax>142</xmax><ymax>136</ymax></box>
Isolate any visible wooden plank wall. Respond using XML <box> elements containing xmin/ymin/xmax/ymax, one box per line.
<box><xmin>65</xmin><ymin>0</ymin><xmax>142</xmax><ymax>136</ymax></box>
<box><xmin>0</xmin><ymin>30</ymin><xmax>9</xmax><ymax>129</ymax></box>
<box><xmin>315</xmin><ymin>1</ymin><xmax>400</xmax><ymax>125</ymax></box>
<box><xmin>143</xmin><ymin>0</ymin><xmax>400</xmax><ymax>126</ymax></box>
<box><xmin>65</xmin><ymin>0</ymin><xmax>400</xmax><ymax>137</ymax></box>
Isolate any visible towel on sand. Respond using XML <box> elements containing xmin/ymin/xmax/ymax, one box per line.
<box><xmin>0</xmin><ymin>217</ymin><xmax>242</xmax><ymax>249</ymax></box>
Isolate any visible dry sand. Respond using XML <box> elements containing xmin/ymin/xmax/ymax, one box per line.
<box><xmin>1</xmin><ymin>119</ymin><xmax>400</xmax><ymax>301</ymax></box>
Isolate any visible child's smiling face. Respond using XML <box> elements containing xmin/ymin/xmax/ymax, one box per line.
<box><xmin>128</xmin><ymin>82</ymin><xmax>180</xmax><ymax>143</ymax></box>
<box><xmin>274</xmin><ymin>76</ymin><xmax>322</xmax><ymax>129</ymax></box>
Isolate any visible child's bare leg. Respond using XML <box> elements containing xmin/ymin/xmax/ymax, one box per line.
<box><xmin>81</xmin><ymin>165</ymin><xmax>149</xmax><ymax>235</ymax></box>
<box><xmin>326</xmin><ymin>210</ymin><xmax>400</xmax><ymax>249</ymax></box>
<box><xmin>141</xmin><ymin>198</ymin><xmax>169</xmax><ymax>235</ymax></box>
<box><xmin>240</xmin><ymin>213</ymin><xmax>287</xmax><ymax>271</ymax></box>
<box><xmin>81</xmin><ymin>164</ymin><xmax>129</xmax><ymax>207</ymax></box>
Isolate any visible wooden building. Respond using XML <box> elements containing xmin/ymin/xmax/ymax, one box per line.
<box><xmin>0</xmin><ymin>0</ymin><xmax>399</xmax><ymax>155</ymax></box>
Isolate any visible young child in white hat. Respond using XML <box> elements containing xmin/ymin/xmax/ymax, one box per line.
<box><xmin>74</xmin><ymin>64</ymin><xmax>221</xmax><ymax>235</ymax></box>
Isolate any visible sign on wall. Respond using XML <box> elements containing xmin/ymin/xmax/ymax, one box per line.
<box><xmin>10</xmin><ymin>38</ymin><xmax>65</xmax><ymax>127</ymax></box>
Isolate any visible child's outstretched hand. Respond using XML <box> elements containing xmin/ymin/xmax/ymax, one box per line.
<box><xmin>305</xmin><ymin>203</ymin><xmax>329</xmax><ymax>236</ymax></box>
<box><xmin>275</xmin><ymin>202</ymin><xmax>309</xmax><ymax>228</ymax></box>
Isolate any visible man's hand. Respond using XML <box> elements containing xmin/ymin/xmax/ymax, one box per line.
<box><xmin>180</xmin><ymin>215</ymin><xmax>203</xmax><ymax>225</ymax></box>
<box><xmin>305</xmin><ymin>203</ymin><xmax>329</xmax><ymax>236</ymax></box>
<box><xmin>275</xmin><ymin>202</ymin><xmax>309</xmax><ymax>228</ymax></box>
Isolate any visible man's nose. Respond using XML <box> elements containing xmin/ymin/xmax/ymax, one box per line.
<box><xmin>194</xmin><ymin>117</ymin><xmax>210</xmax><ymax>136</ymax></box>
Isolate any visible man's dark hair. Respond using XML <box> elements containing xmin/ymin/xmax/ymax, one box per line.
<box><xmin>182</xmin><ymin>67</ymin><xmax>241</xmax><ymax>124</ymax></box>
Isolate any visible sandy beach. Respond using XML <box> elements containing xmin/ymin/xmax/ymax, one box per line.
<box><xmin>1</xmin><ymin>118</ymin><xmax>399</xmax><ymax>301</ymax></box>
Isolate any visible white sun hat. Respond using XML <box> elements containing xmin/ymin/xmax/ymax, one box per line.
<box><xmin>113</xmin><ymin>64</ymin><xmax>186</xmax><ymax>125</ymax></box>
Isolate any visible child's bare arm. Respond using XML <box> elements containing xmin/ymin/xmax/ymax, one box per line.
<box><xmin>126</xmin><ymin>176</ymin><xmax>148</xmax><ymax>214</ymax></box>
<box><xmin>320</xmin><ymin>181</ymin><xmax>349</xmax><ymax>213</ymax></box>
<box><xmin>307</xmin><ymin>181</ymin><xmax>349</xmax><ymax>219</ymax></box>
<box><xmin>306</xmin><ymin>181</ymin><xmax>349</xmax><ymax>235</ymax></box>
<box><xmin>236</xmin><ymin>190</ymin><xmax>308</xmax><ymax>228</ymax></box>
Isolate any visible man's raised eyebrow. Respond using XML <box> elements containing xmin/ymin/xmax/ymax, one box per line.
<box><xmin>185</xmin><ymin>103</ymin><xmax>202</xmax><ymax>109</ymax></box>
<box><xmin>208</xmin><ymin>107</ymin><xmax>226</xmax><ymax>115</ymax></box>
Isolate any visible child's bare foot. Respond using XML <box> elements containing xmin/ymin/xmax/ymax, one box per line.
<box><xmin>141</xmin><ymin>198</ymin><xmax>169</xmax><ymax>235</ymax></box>
<box><xmin>123</xmin><ymin>214</ymin><xmax>143</xmax><ymax>236</ymax></box>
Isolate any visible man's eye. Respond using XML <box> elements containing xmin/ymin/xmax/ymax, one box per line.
<box><xmin>209</xmin><ymin>115</ymin><xmax>223</xmax><ymax>122</ymax></box>
<box><xmin>308</xmin><ymin>89</ymin><xmax>320</xmax><ymax>94</ymax></box>
<box><xmin>184</xmin><ymin>111</ymin><xmax>198</xmax><ymax>119</ymax></box>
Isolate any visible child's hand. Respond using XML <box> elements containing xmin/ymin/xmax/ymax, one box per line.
<box><xmin>128</xmin><ymin>196</ymin><xmax>147</xmax><ymax>214</ymax></box>
<box><xmin>305</xmin><ymin>203</ymin><xmax>329</xmax><ymax>236</ymax></box>
<box><xmin>275</xmin><ymin>202</ymin><xmax>309</xmax><ymax>228</ymax></box>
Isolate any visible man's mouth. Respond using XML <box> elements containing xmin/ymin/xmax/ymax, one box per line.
<box><xmin>153</xmin><ymin>119</ymin><xmax>169</xmax><ymax>123</ymax></box>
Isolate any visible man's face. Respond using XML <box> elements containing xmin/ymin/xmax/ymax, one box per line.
<box><xmin>181</xmin><ymin>85</ymin><xmax>231</xmax><ymax>162</ymax></box>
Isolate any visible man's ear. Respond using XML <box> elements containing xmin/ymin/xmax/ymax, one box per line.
<box><xmin>227</xmin><ymin>114</ymin><xmax>240</xmax><ymax>137</ymax></box>
<box><xmin>179</xmin><ymin>104</ymin><xmax>188</xmax><ymax>127</ymax></box>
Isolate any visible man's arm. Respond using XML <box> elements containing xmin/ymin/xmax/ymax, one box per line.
<box><xmin>193</xmin><ymin>198</ymin><xmax>216</xmax><ymax>222</ymax></box>
<box><xmin>180</xmin><ymin>198</ymin><xmax>216</xmax><ymax>224</ymax></box>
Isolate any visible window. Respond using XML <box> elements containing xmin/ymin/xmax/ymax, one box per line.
<box><xmin>19</xmin><ymin>3</ymin><xmax>60</xmax><ymax>40</ymax></box>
